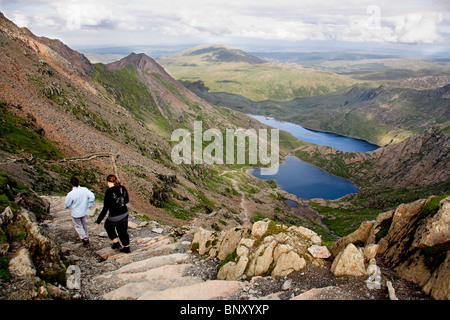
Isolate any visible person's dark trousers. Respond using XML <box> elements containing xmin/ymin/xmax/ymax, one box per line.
<box><xmin>104</xmin><ymin>215</ymin><xmax>130</xmax><ymax>247</ymax></box>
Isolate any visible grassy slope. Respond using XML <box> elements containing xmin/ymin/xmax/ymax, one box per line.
<box><xmin>158</xmin><ymin>46</ymin><xmax>357</xmax><ymax>102</ymax></box>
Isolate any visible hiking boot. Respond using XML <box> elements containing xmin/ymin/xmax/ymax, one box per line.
<box><xmin>119</xmin><ymin>246</ymin><xmax>131</xmax><ymax>254</ymax></box>
<box><xmin>111</xmin><ymin>242</ymin><xmax>121</xmax><ymax>249</ymax></box>
<box><xmin>82</xmin><ymin>238</ymin><xmax>90</xmax><ymax>246</ymax></box>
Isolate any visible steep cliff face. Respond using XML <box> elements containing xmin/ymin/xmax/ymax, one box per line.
<box><xmin>369</xmin><ymin>127</ymin><xmax>449</xmax><ymax>188</ymax></box>
<box><xmin>332</xmin><ymin>195</ymin><xmax>449</xmax><ymax>300</ymax></box>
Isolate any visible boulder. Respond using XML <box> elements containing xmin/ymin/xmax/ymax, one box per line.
<box><xmin>422</xmin><ymin>251</ymin><xmax>450</xmax><ymax>300</ymax></box>
<box><xmin>0</xmin><ymin>206</ymin><xmax>14</xmax><ymax>226</ymax></box>
<box><xmin>291</xmin><ymin>286</ymin><xmax>346</xmax><ymax>300</ymax></box>
<box><xmin>137</xmin><ymin>280</ymin><xmax>246</xmax><ymax>300</ymax></box>
<box><xmin>217</xmin><ymin>255</ymin><xmax>249</xmax><ymax>281</ymax></box>
<box><xmin>216</xmin><ymin>227</ymin><xmax>245</xmax><ymax>261</ymax></box>
<box><xmin>331</xmin><ymin>220</ymin><xmax>375</xmax><ymax>257</ymax></box>
<box><xmin>288</xmin><ymin>226</ymin><xmax>321</xmax><ymax>246</ymax></box>
<box><xmin>308</xmin><ymin>245</ymin><xmax>331</xmax><ymax>259</ymax></box>
<box><xmin>362</xmin><ymin>244</ymin><xmax>379</xmax><ymax>261</ymax></box>
<box><xmin>272</xmin><ymin>251</ymin><xmax>306</xmax><ymax>277</ymax></box>
<box><xmin>413</xmin><ymin>197</ymin><xmax>450</xmax><ymax>248</ymax></box>
<box><xmin>251</xmin><ymin>219</ymin><xmax>270</xmax><ymax>238</ymax></box>
<box><xmin>191</xmin><ymin>227</ymin><xmax>216</xmax><ymax>255</ymax></box>
<box><xmin>247</xmin><ymin>238</ymin><xmax>277</xmax><ymax>277</ymax></box>
<box><xmin>331</xmin><ymin>243</ymin><xmax>367</xmax><ymax>277</ymax></box>
<box><xmin>8</xmin><ymin>247</ymin><xmax>36</xmax><ymax>277</ymax></box>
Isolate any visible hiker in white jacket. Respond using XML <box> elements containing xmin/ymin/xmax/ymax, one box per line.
<box><xmin>64</xmin><ymin>177</ymin><xmax>95</xmax><ymax>246</ymax></box>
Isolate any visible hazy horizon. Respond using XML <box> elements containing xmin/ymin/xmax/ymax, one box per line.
<box><xmin>2</xmin><ymin>0</ymin><xmax>449</xmax><ymax>59</ymax></box>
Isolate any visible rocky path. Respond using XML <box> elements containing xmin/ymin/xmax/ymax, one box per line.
<box><xmin>42</xmin><ymin>196</ymin><xmax>248</xmax><ymax>300</ymax></box>
<box><xmin>41</xmin><ymin>196</ymin><xmax>429</xmax><ymax>301</ymax></box>
<box><xmin>219</xmin><ymin>171</ymin><xmax>249</xmax><ymax>222</ymax></box>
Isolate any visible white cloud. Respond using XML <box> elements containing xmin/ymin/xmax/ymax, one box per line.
<box><xmin>9</xmin><ymin>12</ymin><xmax>30</xmax><ymax>28</ymax></box>
<box><xmin>1</xmin><ymin>0</ymin><xmax>448</xmax><ymax>46</ymax></box>
<box><xmin>394</xmin><ymin>13</ymin><xmax>443</xmax><ymax>44</ymax></box>
<box><xmin>53</xmin><ymin>0</ymin><xmax>114</xmax><ymax>31</ymax></box>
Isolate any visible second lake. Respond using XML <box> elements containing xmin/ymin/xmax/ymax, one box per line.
<box><xmin>247</xmin><ymin>115</ymin><xmax>379</xmax><ymax>200</ymax></box>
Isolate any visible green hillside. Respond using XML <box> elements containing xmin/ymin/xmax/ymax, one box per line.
<box><xmin>158</xmin><ymin>45</ymin><xmax>357</xmax><ymax>101</ymax></box>
<box><xmin>184</xmin><ymin>81</ymin><xmax>450</xmax><ymax>146</ymax></box>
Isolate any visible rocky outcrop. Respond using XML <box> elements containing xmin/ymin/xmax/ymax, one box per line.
<box><xmin>191</xmin><ymin>219</ymin><xmax>330</xmax><ymax>281</ymax></box>
<box><xmin>0</xmin><ymin>206</ymin><xmax>70</xmax><ymax>299</ymax></box>
<box><xmin>332</xmin><ymin>195</ymin><xmax>450</xmax><ymax>300</ymax></box>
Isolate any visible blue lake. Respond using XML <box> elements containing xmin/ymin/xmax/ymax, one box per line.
<box><xmin>248</xmin><ymin>115</ymin><xmax>379</xmax><ymax>200</ymax></box>
<box><xmin>248</xmin><ymin>114</ymin><xmax>379</xmax><ymax>152</ymax></box>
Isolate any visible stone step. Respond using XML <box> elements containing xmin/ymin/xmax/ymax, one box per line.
<box><xmin>137</xmin><ymin>280</ymin><xmax>246</xmax><ymax>300</ymax></box>
<box><xmin>108</xmin><ymin>253</ymin><xmax>191</xmax><ymax>275</ymax></box>
<box><xmin>102</xmin><ymin>264</ymin><xmax>203</xmax><ymax>300</ymax></box>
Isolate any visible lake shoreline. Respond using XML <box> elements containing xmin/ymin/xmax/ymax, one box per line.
<box><xmin>248</xmin><ymin>113</ymin><xmax>380</xmax><ymax>151</ymax></box>
<box><xmin>248</xmin><ymin>155</ymin><xmax>359</xmax><ymax>200</ymax></box>
<box><xmin>246</xmin><ymin>114</ymin><xmax>379</xmax><ymax>200</ymax></box>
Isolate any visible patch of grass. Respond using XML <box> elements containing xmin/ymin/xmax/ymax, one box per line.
<box><xmin>261</xmin><ymin>221</ymin><xmax>286</xmax><ymax>238</ymax></box>
<box><xmin>418</xmin><ymin>194</ymin><xmax>449</xmax><ymax>220</ymax></box>
<box><xmin>266</xmin><ymin>180</ymin><xmax>277</xmax><ymax>189</ymax></box>
<box><xmin>0</xmin><ymin>257</ymin><xmax>10</xmax><ymax>282</ymax></box>
<box><xmin>89</xmin><ymin>64</ymin><xmax>162</xmax><ymax>125</ymax></box>
<box><xmin>163</xmin><ymin>199</ymin><xmax>192</xmax><ymax>221</ymax></box>
<box><xmin>375</xmin><ymin>217</ymin><xmax>393</xmax><ymax>243</ymax></box>
<box><xmin>310</xmin><ymin>201</ymin><xmax>380</xmax><ymax>237</ymax></box>
<box><xmin>251</xmin><ymin>212</ymin><xmax>268</xmax><ymax>223</ymax></box>
<box><xmin>0</xmin><ymin>171</ymin><xmax>30</xmax><ymax>212</ymax></box>
<box><xmin>0</xmin><ymin>107</ymin><xmax>64</xmax><ymax>160</ymax></box>
<box><xmin>216</xmin><ymin>249</ymin><xmax>238</xmax><ymax>271</ymax></box>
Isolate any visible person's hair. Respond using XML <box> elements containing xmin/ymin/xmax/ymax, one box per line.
<box><xmin>70</xmin><ymin>177</ymin><xmax>79</xmax><ymax>187</ymax></box>
<box><xmin>107</xmin><ymin>174</ymin><xmax>120</xmax><ymax>187</ymax></box>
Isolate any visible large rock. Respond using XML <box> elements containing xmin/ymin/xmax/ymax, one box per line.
<box><xmin>291</xmin><ymin>286</ymin><xmax>347</xmax><ymax>300</ymax></box>
<box><xmin>331</xmin><ymin>196</ymin><xmax>450</xmax><ymax>299</ymax></box>
<box><xmin>8</xmin><ymin>247</ymin><xmax>36</xmax><ymax>278</ymax></box>
<box><xmin>0</xmin><ymin>206</ymin><xmax>14</xmax><ymax>226</ymax></box>
<box><xmin>200</xmin><ymin>220</ymin><xmax>327</xmax><ymax>280</ymax></box>
<box><xmin>217</xmin><ymin>255</ymin><xmax>249</xmax><ymax>281</ymax></box>
<box><xmin>331</xmin><ymin>243</ymin><xmax>367</xmax><ymax>277</ymax></box>
<box><xmin>272</xmin><ymin>251</ymin><xmax>306</xmax><ymax>277</ymax></box>
<box><xmin>308</xmin><ymin>245</ymin><xmax>332</xmax><ymax>259</ymax></box>
<box><xmin>422</xmin><ymin>251</ymin><xmax>450</xmax><ymax>300</ymax></box>
<box><xmin>251</xmin><ymin>219</ymin><xmax>270</xmax><ymax>238</ymax></box>
<box><xmin>215</xmin><ymin>227</ymin><xmax>247</xmax><ymax>260</ymax></box>
<box><xmin>413</xmin><ymin>197</ymin><xmax>450</xmax><ymax>248</ymax></box>
<box><xmin>331</xmin><ymin>220</ymin><xmax>375</xmax><ymax>257</ymax></box>
<box><xmin>191</xmin><ymin>227</ymin><xmax>216</xmax><ymax>255</ymax></box>
<box><xmin>247</xmin><ymin>238</ymin><xmax>278</xmax><ymax>277</ymax></box>
<box><xmin>102</xmin><ymin>264</ymin><xmax>202</xmax><ymax>300</ymax></box>
<box><xmin>288</xmin><ymin>225</ymin><xmax>322</xmax><ymax>246</ymax></box>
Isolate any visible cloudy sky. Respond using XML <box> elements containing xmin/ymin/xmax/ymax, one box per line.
<box><xmin>1</xmin><ymin>0</ymin><xmax>449</xmax><ymax>55</ymax></box>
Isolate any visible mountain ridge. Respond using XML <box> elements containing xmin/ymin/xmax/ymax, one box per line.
<box><xmin>0</xmin><ymin>11</ymin><xmax>307</xmax><ymax>232</ymax></box>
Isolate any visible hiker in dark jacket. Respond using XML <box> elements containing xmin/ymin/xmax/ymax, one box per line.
<box><xmin>96</xmin><ymin>174</ymin><xmax>131</xmax><ymax>253</ymax></box>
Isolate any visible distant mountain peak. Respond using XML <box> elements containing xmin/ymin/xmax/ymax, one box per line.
<box><xmin>107</xmin><ymin>51</ymin><xmax>166</xmax><ymax>75</ymax></box>
<box><xmin>181</xmin><ymin>44</ymin><xmax>266</xmax><ymax>65</ymax></box>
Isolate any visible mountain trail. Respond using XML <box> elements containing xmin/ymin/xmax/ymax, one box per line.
<box><xmin>35</xmin><ymin>195</ymin><xmax>429</xmax><ymax>301</ymax></box>
<box><xmin>219</xmin><ymin>170</ymin><xmax>249</xmax><ymax>222</ymax></box>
